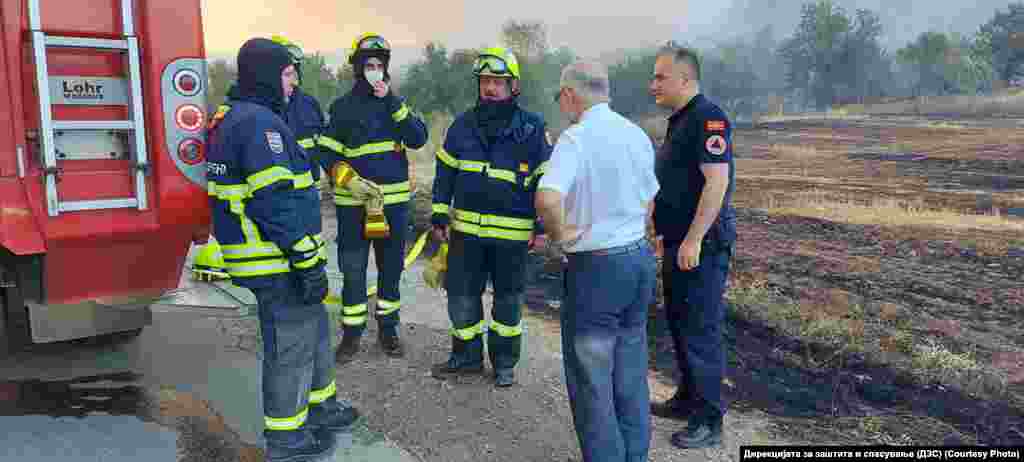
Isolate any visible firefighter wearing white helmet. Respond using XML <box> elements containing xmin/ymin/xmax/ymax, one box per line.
<box><xmin>316</xmin><ymin>32</ymin><xmax>428</xmax><ymax>363</ymax></box>
<box><xmin>429</xmin><ymin>46</ymin><xmax>552</xmax><ymax>387</ymax></box>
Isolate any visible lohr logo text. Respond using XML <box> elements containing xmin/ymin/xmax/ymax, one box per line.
<box><xmin>62</xmin><ymin>80</ymin><xmax>105</xmax><ymax>100</ymax></box>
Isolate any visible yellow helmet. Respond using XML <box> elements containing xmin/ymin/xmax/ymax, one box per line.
<box><xmin>348</xmin><ymin>32</ymin><xmax>391</xmax><ymax>65</ymax></box>
<box><xmin>270</xmin><ymin>35</ymin><xmax>304</xmax><ymax>63</ymax></box>
<box><xmin>191</xmin><ymin>239</ymin><xmax>229</xmax><ymax>281</ymax></box>
<box><xmin>473</xmin><ymin>47</ymin><xmax>520</xmax><ymax>80</ymax></box>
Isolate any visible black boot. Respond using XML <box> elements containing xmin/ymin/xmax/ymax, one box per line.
<box><xmin>335</xmin><ymin>331</ymin><xmax>361</xmax><ymax>365</ymax></box>
<box><xmin>431</xmin><ymin>335</ymin><xmax>484</xmax><ymax>379</ymax></box>
<box><xmin>378</xmin><ymin>327</ymin><xmax>404</xmax><ymax>357</ymax></box>
<box><xmin>651</xmin><ymin>389</ymin><xmax>697</xmax><ymax>420</ymax></box>
<box><xmin>671</xmin><ymin>410</ymin><xmax>724</xmax><ymax>449</ymax></box>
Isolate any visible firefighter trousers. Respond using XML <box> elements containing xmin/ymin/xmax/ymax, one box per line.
<box><xmin>444</xmin><ymin>230</ymin><xmax>528</xmax><ymax>372</ymax></box>
<box><xmin>251</xmin><ymin>274</ymin><xmax>338</xmax><ymax>444</ymax></box>
<box><xmin>336</xmin><ymin>202</ymin><xmax>409</xmax><ymax>338</ymax></box>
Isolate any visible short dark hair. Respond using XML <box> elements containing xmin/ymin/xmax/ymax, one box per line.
<box><xmin>657</xmin><ymin>41</ymin><xmax>701</xmax><ymax>81</ymax></box>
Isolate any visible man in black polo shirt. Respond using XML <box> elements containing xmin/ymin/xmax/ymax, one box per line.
<box><xmin>647</xmin><ymin>42</ymin><xmax>737</xmax><ymax>449</ymax></box>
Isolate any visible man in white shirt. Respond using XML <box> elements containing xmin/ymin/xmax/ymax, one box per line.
<box><xmin>535</xmin><ymin>59</ymin><xmax>660</xmax><ymax>462</ymax></box>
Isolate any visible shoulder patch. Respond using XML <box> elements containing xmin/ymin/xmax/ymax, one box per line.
<box><xmin>705</xmin><ymin>120</ymin><xmax>726</xmax><ymax>132</ymax></box>
<box><xmin>265</xmin><ymin>131</ymin><xmax>284</xmax><ymax>154</ymax></box>
<box><xmin>705</xmin><ymin>134</ymin><xmax>727</xmax><ymax>156</ymax></box>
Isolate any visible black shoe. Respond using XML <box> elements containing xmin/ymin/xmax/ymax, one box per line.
<box><xmin>264</xmin><ymin>430</ymin><xmax>334</xmax><ymax>462</ymax></box>
<box><xmin>494</xmin><ymin>369</ymin><xmax>516</xmax><ymax>387</ymax></box>
<box><xmin>307</xmin><ymin>401</ymin><xmax>360</xmax><ymax>433</ymax></box>
<box><xmin>378</xmin><ymin>330</ymin><xmax>404</xmax><ymax>358</ymax></box>
<box><xmin>671</xmin><ymin>414</ymin><xmax>723</xmax><ymax>449</ymax></box>
<box><xmin>431</xmin><ymin>358</ymin><xmax>484</xmax><ymax>379</ymax></box>
<box><xmin>650</xmin><ymin>391</ymin><xmax>696</xmax><ymax>420</ymax></box>
<box><xmin>335</xmin><ymin>334</ymin><xmax>361</xmax><ymax>364</ymax></box>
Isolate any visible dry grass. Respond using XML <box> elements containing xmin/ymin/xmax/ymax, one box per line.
<box><xmin>757</xmin><ymin>190</ymin><xmax>1024</xmax><ymax>234</ymax></box>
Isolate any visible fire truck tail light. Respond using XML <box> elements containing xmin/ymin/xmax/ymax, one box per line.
<box><xmin>175</xmin><ymin>104</ymin><xmax>204</xmax><ymax>132</ymax></box>
<box><xmin>173</xmin><ymin>69</ymin><xmax>202</xmax><ymax>97</ymax></box>
<box><xmin>178</xmin><ymin>138</ymin><xmax>204</xmax><ymax>165</ymax></box>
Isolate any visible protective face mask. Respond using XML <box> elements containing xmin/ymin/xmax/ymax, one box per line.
<box><xmin>365</xmin><ymin>70</ymin><xmax>384</xmax><ymax>86</ymax></box>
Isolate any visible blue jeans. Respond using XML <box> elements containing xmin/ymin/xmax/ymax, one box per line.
<box><xmin>336</xmin><ymin>202</ymin><xmax>409</xmax><ymax>337</ymax></box>
<box><xmin>251</xmin><ymin>274</ymin><xmax>336</xmax><ymax>446</ymax></box>
<box><xmin>661</xmin><ymin>239</ymin><xmax>732</xmax><ymax>418</ymax></box>
<box><xmin>562</xmin><ymin>240</ymin><xmax>657</xmax><ymax>462</ymax></box>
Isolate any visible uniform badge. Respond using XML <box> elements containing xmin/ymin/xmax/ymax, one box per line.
<box><xmin>705</xmin><ymin>120</ymin><xmax>726</xmax><ymax>132</ymax></box>
<box><xmin>519</xmin><ymin>162</ymin><xmax>529</xmax><ymax>173</ymax></box>
<box><xmin>265</xmin><ymin>131</ymin><xmax>284</xmax><ymax>154</ymax></box>
<box><xmin>705</xmin><ymin>135</ymin><xmax>727</xmax><ymax>156</ymax></box>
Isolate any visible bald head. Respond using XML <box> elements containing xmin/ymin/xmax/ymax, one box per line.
<box><xmin>560</xmin><ymin>59</ymin><xmax>611</xmax><ymax>105</ymax></box>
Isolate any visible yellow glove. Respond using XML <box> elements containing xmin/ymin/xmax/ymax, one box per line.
<box><xmin>423</xmin><ymin>242</ymin><xmax>448</xmax><ymax>290</ymax></box>
<box><xmin>332</xmin><ymin>162</ymin><xmax>382</xmax><ymax>201</ymax></box>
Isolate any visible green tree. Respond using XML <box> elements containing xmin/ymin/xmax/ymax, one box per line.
<box><xmin>205</xmin><ymin>59</ymin><xmax>235</xmax><ymax>113</ymax></box>
<box><xmin>978</xmin><ymin>2</ymin><xmax>1024</xmax><ymax>85</ymax></box>
<box><xmin>779</xmin><ymin>0</ymin><xmax>853</xmax><ymax>109</ymax></box>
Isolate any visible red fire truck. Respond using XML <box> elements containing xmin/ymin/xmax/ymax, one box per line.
<box><xmin>1</xmin><ymin>0</ymin><xmax>210</xmax><ymax>355</ymax></box>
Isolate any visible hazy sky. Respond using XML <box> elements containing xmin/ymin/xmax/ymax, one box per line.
<box><xmin>200</xmin><ymin>0</ymin><xmax>1012</xmax><ymax>68</ymax></box>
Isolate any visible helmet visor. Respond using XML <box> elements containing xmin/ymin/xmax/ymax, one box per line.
<box><xmin>357</xmin><ymin>36</ymin><xmax>391</xmax><ymax>51</ymax></box>
<box><xmin>473</xmin><ymin>55</ymin><xmax>512</xmax><ymax>76</ymax></box>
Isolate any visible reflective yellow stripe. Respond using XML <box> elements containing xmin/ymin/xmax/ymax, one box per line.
<box><xmin>490</xmin><ymin>320</ymin><xmax>522</xmax><ymax>337</ymax></box>
<box><xmin>452</xmin><ymin>221</ymin><xmax>531</xmax><ymax>241</ymax></box>
<box><xmin>318</xmin><ymin>135</ymin><xmax>347</xmax><ymax>155</ymax></box>
<box><xmin>247</xmin><ymin>166</ymin><xmax>295</xmax><ymax>192</ymax></box>
<box><xmin>392</xmin><ymin>104</ymin><xmax>410</xmax><ymax>122</ymax></box>
<box><xmin>452</xmin><ymin>209</ymin><xmax>533</xmax><ymax>230</ymax></box>
<box><xmin>458</xmin><ymin>160</ymin><xmax>487</xmax><ymax>172</ymax></box>
<box><xmin>265</xmin><ymin>407</ymin><xmax>308</xmax><ymax>431</ymax></box>
<box><xmin>436</xmin><ymin>148</ymin><xmax>458</xmax><ymax>168</ymax></box>
<box><xmin>293</xmin><ymin>171</ymin><xmax>315</xmax><ymax>189</ymax></box>
<box><xmin>309</xmin><ymin>380</ymin><xmax>336</xmax><ymax>404</ymax></box>
<box><xmin>210</xmin><ymin>183</ymin><xmax>250</xmax><ymax>200</ymax></box>
<box><xmin>343</xmin><ymin>303</ymin><xmax>368</xmax><ymax>326</ymax></box>
<box><xmin>334</xmin><ymin>181</ymin><xmax>410</xmax><ymax>206</ymax></box>
<box><xmin>223</xmin><ymin>260</ymin><xmax>290</xmax><ymax>277</ymax></box>
<box><xmin>376</xmin><ymin>299</ymin><xmax>401</xmax><ymax>316</ymax></box>
<box><xmin>526</xmin><ymin>160</ymin><xmax>549</xmax><ymax>187</ymax></box>
<box><xmin>488</xmin><ymin>167</ymin><xmax>516</xmax><ymax>184</ymax></box>
<box><xmin>298</xmin><ymin>138</ymin><xmax>316</xmax><ymax>149</ymax></box>
<box><xmin>432</xmin><ymin>203</ymin><xmax>450</xmax><ymax>215</ymax></box>
<box><xmin>450</xmin><ymin>320</ymin><xmax>486</xmax><ymax>341</ymax></box>
<box><xmin>380</xmin><ymin>181</ymin><xmax>410</xmax><ymax>193</ymax></box>
<box><xmin>220</xmin><ymin>242</ymin><xmax>284</xmax><ymax>259</ymax></box>
<box><xmin>345</xmin><ymin>141</ymin><xmax>396</xmax><ymax>158</ymax></box>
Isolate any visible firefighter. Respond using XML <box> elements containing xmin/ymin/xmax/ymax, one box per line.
<box><xmin>205</xmin><ymin>37</ymin><xmax>358</xmax><ymax>461</ymax></box>
<box><xmin>317</xmin><ymin>33</ymin><xmax>428</xmax><ymax>363</ymax></box>
<box><xmin>429</xmin><ymin>47</ymin><xmax>551</xmax><ymax>387</ymax></box>
<box><xmin>270</xmin><ymin>35</ymin><xmax>331</xmax><ymax>177</ymax></box>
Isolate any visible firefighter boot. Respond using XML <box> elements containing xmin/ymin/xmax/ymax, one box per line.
<box><xmin>335</xmin><ymin>332</ymin><xmax>361</xmax><ymax>365</ymax></box>
<box><xmin>307</xmin><ymin>398</ymin><xmax>360</xmax><ymax>433</ymax></box>
<box><xmin>264</xmin><ymin>429</ymin><xmax>334</xmax><ymax>462</ymax></box>
<box><xmin>377</xmin><ymin>327</ymin><xmax>404</xmax><ymax>357</ymax></box>
<box><xmin>431</xmin><ymin>334</ymin><xmax>484</xmax><ymax>379</ymax></box>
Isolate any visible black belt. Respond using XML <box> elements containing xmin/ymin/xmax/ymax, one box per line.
<box><xmin>567</xmin><ymin>239</ymin><xmax>646</xmax><ymax>257</ymax></box>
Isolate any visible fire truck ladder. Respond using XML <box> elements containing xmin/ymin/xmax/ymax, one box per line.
<box><xmin>27</xmin><ymin>0</ymin><xmax>150</xmax><ymax>217</ymax></box>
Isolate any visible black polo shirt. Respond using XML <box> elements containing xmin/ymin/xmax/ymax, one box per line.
<box><xmin>652</xmin><ymin>93</ymin><xmax>736</xmax><ymax>246</ymax></box>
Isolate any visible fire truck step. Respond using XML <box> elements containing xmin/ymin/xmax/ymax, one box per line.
<box><xmin>44</xmin><ymin>36</ymin><xmax>129</xmax><ymax>51</ymax></box>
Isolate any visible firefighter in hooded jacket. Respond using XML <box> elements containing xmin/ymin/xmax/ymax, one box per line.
<box><xmin>317</xmin><ymin>33</ymin><xmax>428</xmax><ymax>363</ymax></box>
<box><xmin>429</xmin><ymin>47</ymin><xmax>551</xmax><ymax>387</ymax></box>
<box><xmin>204</xmin><ymin>37</ymin><xmax>359</xmax><ymax>461</ymax></box>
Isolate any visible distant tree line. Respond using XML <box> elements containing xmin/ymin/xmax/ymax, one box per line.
<box><xmin>204</xmin><ymin>1</ymin><xmax>1024</xmax><ymax>123</ymax></box>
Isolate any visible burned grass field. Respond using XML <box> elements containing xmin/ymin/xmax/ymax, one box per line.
<box><xmin>661</xmin><ymin>115</ymin><xmax>1024</xmax><ymax>445</ymax></box>
<box><xmin>402</xmin><ymin>112</ymin><xmax>1023</xmax><ymax>446</ymax></box>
